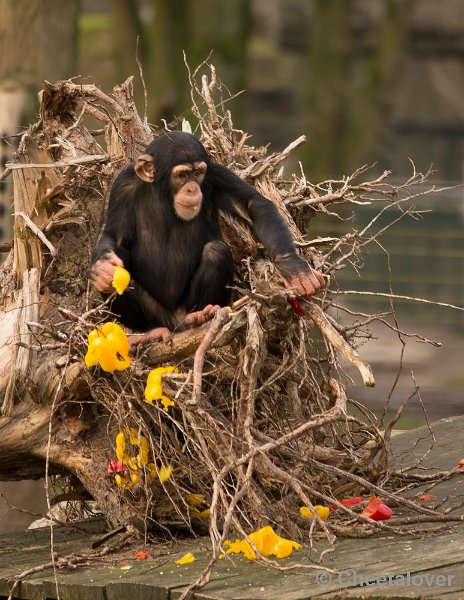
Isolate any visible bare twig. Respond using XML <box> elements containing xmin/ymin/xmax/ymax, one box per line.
<box><xmin>189</xmin><ymin>308</ymin><xmax>232</xmax><ymax>407</ymax></box>
<box><xmin>334</xmin><ymin>290</ymin><xmax>464</xmax><ymax>312</ymax></box>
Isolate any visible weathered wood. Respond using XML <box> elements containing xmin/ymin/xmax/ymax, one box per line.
<box><xmin>0</xmin><ymin>403</ymin><xmax>58</xmax><ymax>480</ymax></box>
<box><xmin>1</xmin><ymin>134</ymin><xmax>63</xmax><ymax>415</ymax></box>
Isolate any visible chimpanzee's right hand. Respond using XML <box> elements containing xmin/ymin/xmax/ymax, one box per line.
<box><xmin>90</xmin><ymin>251</ymin><xmax>124</xmax><ymax>294</ymax></box>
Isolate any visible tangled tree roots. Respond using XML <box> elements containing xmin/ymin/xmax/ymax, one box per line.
<box><xmin>0</xmin><ymin>65</ymin><xmax>463</xmax><ymax>572</ymax></box>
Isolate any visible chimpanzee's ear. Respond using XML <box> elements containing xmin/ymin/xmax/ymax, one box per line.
<box><xmin>135</xmin><ymin>154</ymin><xmax>155</xmax><ymax>183</ymax></box>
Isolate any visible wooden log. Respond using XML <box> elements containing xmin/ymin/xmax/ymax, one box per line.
<box><xmin>145</xmin><ymin>299</ymin><xmax>249</xmax><ymax>365</ymax></box>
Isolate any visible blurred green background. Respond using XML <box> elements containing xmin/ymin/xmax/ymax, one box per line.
<box><xmin>0</xmin><ymin>0</ymin><xmax>463</xmax><ymax>531</ymax></box>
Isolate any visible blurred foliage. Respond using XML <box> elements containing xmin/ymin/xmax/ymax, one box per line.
<box><xmin>2</xmin><ymin>0</ymin><xmax>464</xmax><ymax>181</ymax></box>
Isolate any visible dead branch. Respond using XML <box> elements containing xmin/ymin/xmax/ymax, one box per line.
<box><xmin>6</xmin><ymin>154</ymin><xmax>107</xmax><ymax>170</ymax></box>
<box><xmin>190</xmin><ymin>307</ymin><xmax>232</xmax><ymax>408</ymax></box>
<box><xmin>302</xmin><ymin>301</ymin><xmax>375</xmax><ymax>386</ymax></box>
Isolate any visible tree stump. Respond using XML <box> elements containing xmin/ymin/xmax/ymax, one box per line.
<box><xmin>0</xmin><ymin>68</ymin><xmax>460</xmax><ymax>563</ymax></box>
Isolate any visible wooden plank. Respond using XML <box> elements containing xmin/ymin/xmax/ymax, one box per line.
<box><xmin>173</xmin><ymin>534</ymin><xmax>464</xmax><ymax>599</ymax></box>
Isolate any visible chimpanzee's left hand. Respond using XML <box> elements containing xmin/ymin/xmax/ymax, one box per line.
<box><xmin>275</xmin><ymin>254</ymin><xmax>325</xmax><ymax>300</ymax></box>
<box><xmin>281</xmin><ymin>269</ymin><xmax>325</xmax><ymax>299</ymax></box>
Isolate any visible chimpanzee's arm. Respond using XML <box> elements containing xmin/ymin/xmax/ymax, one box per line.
<box><xmin>91</xmin><ymin>167</ymin><xmax>137</xmax><ymax>268</ymax></box>
<box><xmin>91</xmin><ymin>167</ymin><xmax>178</xmax><ymax>326</ymax></box>
<box><xmin>208</xmin><ymin>163</ymin><xmax>295</xmax><ymax>256</ymax></box>
<box><xmin>91</xmin><ymin>167</ymin><xmax>144</xmax><ymax>294</ymax></box>
<box><xmin>209</xmin><ymin>163</ymin><xmax>325</xmax><ymax>297</ymax></box>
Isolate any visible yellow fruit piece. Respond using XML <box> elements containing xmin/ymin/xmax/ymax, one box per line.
<box><xmin>84</xmin><ymin>352</ymin><xmax>98</xmax><ymax>368</ymax></box>
<box><xmin>175</xmin><ymin>552</ymin><xmax>196</xmax><ymax>565</ymax></box>
<box><xmin>160</xmin><ymin>395</ymin><xmax>175</xmax><ymax>411</ymax></box>
<box><xmin>144</xmin><ymin>366</ymin><xmax>178</xmax><ymax>410</ymax></box>
<box><xmin>249</xmin><ymin>525</ymin><xmax>279</xmax><ymax>556</ymax></box>
<box><xmin>85</xmin><ymin>322</ymin><xmax>130</xmax><ymax>372</ymax></box>
<box><xmin>115</xmin><ymin>432</ymin><xmax>126</xmax><ymax>462</ymax></box>
<box><xmin>272</xmin><ymin>538</ymin><xmax>301</xmax><ymax>559</ymax></box>
<box><xmin>95</xmin><ymin>337</ymin><xmax>119</xmax><ymax>372</ymax></box>
<box><xmin>186</xmin><ymin>493</ymin><xmax>205</xmax><ymax>506</ymax></box>
<box><xmin>299</xmin><ymin>505</ymin><xmax>330</xmax><ymax>521</ymax></box>
<box><xmin>225</xmin><ymin>540</ymin><xmax>245</xmax><ymax>555</ymax></box>
<box><xmin>241</xmin><ymin>541</ymin><xmax>257</xmax><ymax>561</ymax></box>
<box><xmin>225</xmin><ymin>539</ymin><xmax>257</xmax><ymax>560</ymax></box>
<box><xmin>146</xmin><ymin>462</ymin><xmax>157</xmax><ymax>481</ymax></box>
<box><xmin>115</xmin><ymin>474</ymin><xmax>132</xmax><ymax>489</ymax></box>
<box><xmin>145</xmin><ymin>383</ymin><xmax>162</xmax><ymax>403</ymax></box>
<box><xmin>125</xmin><ymin>429</ymin><xmax>148</xmax><ymax>463</ymax></box>
<box><xmin>112</xmin><ymin>266</ymin><xmax>131</xmax><ymax>295</ymax></box>
<box><xmin>226</xmin><ymin>526</ymin><xmax>301</xmax><ymax>560</ymax></box>
<box><xmin>106</xmin><ymin>332</ymin><xmax>130</xmax><ymax>370</ymax></box>
<box><xmin>114</xmin><ymin>429</ymin><xmax>150</xmax><ymax>470</ymax></box>
<box><xmin>127</xmin><ymin>427</ymin><xmax>140</xmax><ymax>445</ymax></box>
<box><xmin>129</xmin><ymin>471</ymin><xmax>140</xmax><ymax>485</ymax></box>
<box><xmin>159</xmin><ymin>465</ymin><xmax>173</xmax><ymax>483</ymax></box>
<box><xmin>103</xmin><ymin>323</ymin><xmax>129</xmax><ymax>354</ymax></box>
<box><xmin>126</xmin><ymin>457</ymin><xmax>138</xmax><ymax>470</ymax></box>
<box><xmin>146</xmin><ymin>366</ymin><xmax>178</xmax><ymax>388</ymax></box>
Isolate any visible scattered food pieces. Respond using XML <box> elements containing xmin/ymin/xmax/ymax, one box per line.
<box><xmin>145</xmin><ymin>366</ymin><xmax>179</xmax><ymax>411</ymax></box>
<box><xmin>224</xmin><ymin>526</ymin><xmax>301</xmax><ymax>560</ymax></box>
<box><xmin>361</xmin><ymin>496</ymin><xmax>393</xmax><ymax>521</ymax></box>
<box><xmin>159</xmin><ymin>465</ymin><xmax>173</xmax><ymax>483</ymax></box>
<box><xmin>419</xmin><ymin>494</ymin><xmax>436</xmax><ymax>501</ymax></box>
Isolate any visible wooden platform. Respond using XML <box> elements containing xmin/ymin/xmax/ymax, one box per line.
<box><xmin>0</xmin><ymin>416</ymin><xmax>463</xmax><ymax>600</ymax></box>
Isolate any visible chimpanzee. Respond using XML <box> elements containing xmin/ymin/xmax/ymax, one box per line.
<box><xmin>90</xmin><ymin>131</ymin><xmax>325</xmax><ymax>345</ymax></box>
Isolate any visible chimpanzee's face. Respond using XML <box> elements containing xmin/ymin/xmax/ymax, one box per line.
<box><xmin>170</xmin><ymin>161</ymin><xmax>207</xmax><ymax>221</ymax></box>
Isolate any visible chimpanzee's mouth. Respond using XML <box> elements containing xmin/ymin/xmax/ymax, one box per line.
<box><xmin>178</xmin><ymin>203</ymin><xmax>198</xmax><ymax>210</ymax></box>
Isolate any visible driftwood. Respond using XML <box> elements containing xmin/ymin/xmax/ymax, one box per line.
<box><xmin>0</xmin><ymin>66</ymin><xmax>462</xmax><ymax>583</ymax></box>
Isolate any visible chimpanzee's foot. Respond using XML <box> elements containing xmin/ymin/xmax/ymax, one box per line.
<box><xmin>185</xmin><ymin>304</ymin><xmax>220</xmax><ymax>327</ymax></box>
<box><xmin>128</xmin><ymin>327</ymin><xmax>172</xmax><ymax>346</ymax></box>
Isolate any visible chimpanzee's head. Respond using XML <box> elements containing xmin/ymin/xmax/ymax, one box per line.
<box><xmin>135</xmin><ymin>131</ymin><xmax>209</xmax><ymax>221</ymax></box>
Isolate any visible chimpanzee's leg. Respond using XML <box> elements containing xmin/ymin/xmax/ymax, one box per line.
<box><xmin>182</xmin><ymin>240</ymin><xmax>234</xmax><ymax>322</ymax></box>
<box><xmin>109</xmin><ymin>284</ymin><xmax>176</xmax><ymax>345</ymax></box>
<box><xmin>107</xmin><ymin>293</ymin><xmax>150</xmax><ymax>331</ymax></box>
